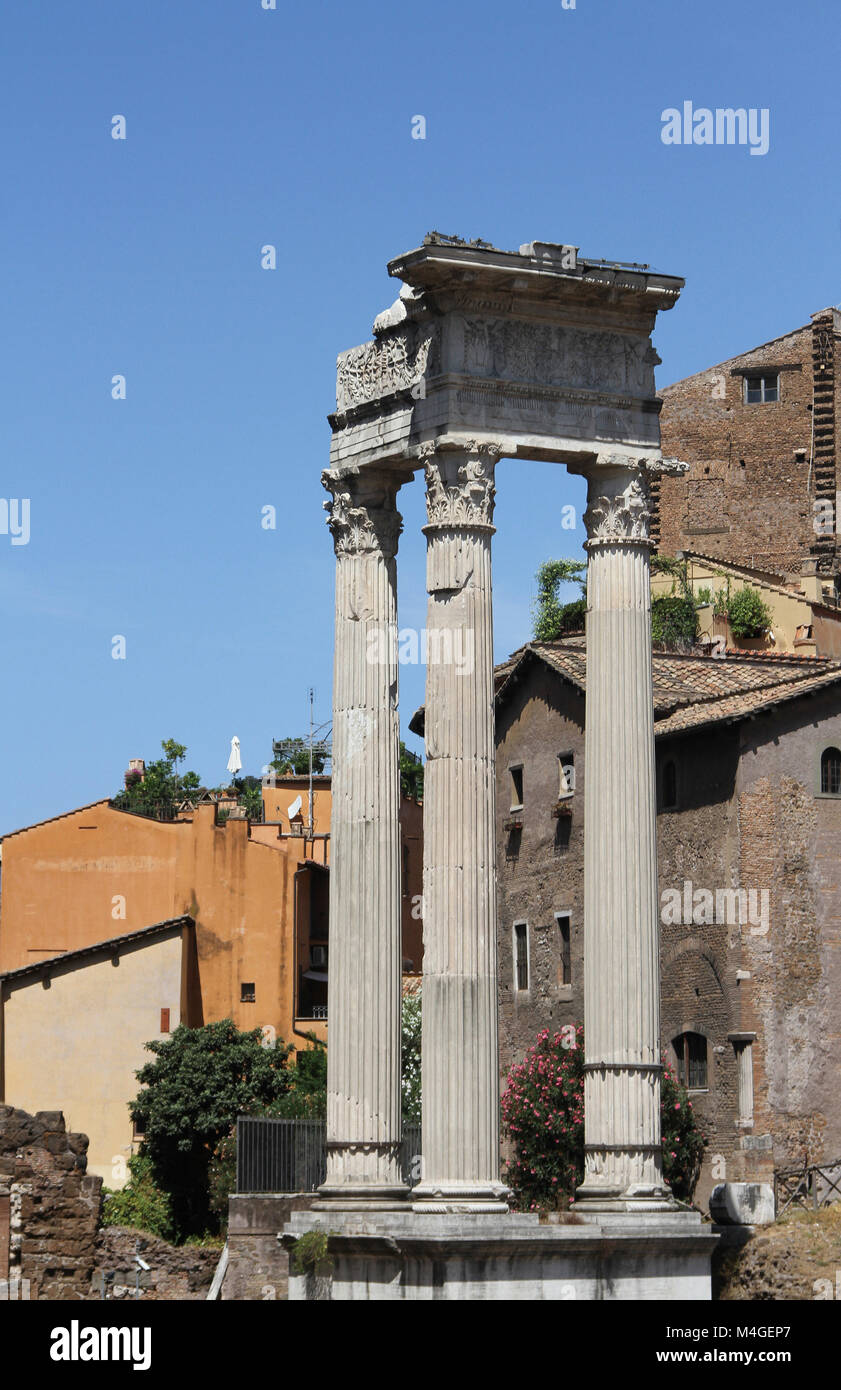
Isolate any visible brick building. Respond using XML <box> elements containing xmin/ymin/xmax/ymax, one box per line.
<box><xmin>653</xmin><ymin>307</ymin><xmax>841</xmax><ymax>593</ymax></box>
<box><xmin>493</xmin><ymin>638</ymin><xmax>841</xmax><ymax>1208</ymax></box>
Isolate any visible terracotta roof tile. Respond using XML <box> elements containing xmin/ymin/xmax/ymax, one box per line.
<box><xmin>496</xmin><ymin>638</ymin><xmax>841</xmax><ymax>737</ymax></box>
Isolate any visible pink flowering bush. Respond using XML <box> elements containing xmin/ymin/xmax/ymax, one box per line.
<box><xmin>501</xmin><ymin>1027</ymin><xmax>705</xmax><ymax>1212</ymax></box>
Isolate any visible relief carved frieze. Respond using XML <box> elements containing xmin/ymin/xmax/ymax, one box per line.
<box><xmin>336</xmin><ymin>325</ymin><xmax>439</xmax><ymax>413</ymax></box>
<box><xmin>461</xmin><ymin>316</ymin><xmax>656</xmax><ymax>398</ymax></box>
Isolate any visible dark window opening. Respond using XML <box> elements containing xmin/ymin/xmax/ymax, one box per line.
<box><xmin>510</xmin><ymin>766</ymin><xmax>524</xmax><ymax>809</ymax></box>
<box><xmin>514</xmin><ymin>922</ymin><xmax>529</xmax><ymax>991</ymax></box>
<box><xmin>557</xmin><ymin>914</ymin><xmax>571</xmax><ymax>985</ymax></box>
<box><xmin>821</xmin><ymin>747</ymin><xmax>841</xmax><ymax>795</ymax></box>
<box><xmin>241</xmin><ymin>982</ymin><xmax>255</xmax><ymax>1003</ymax></box>
<box><xmin>296</xmin><ymin>862</ymin><xmax>329</xmax><ymax>1020</ymax></box>
<box><xmin>661</xmin><ymin>759</ymin><xmax>678</xmax><ymax>811</ymax></box>
<box><xmin>674</xmin><ymin>1031</ymin><xmax>707</xmax><ymax>1089</ymax></box>
<box><xmin>558</xmin><ymin>753</ymin><xmax>574</xmax><ymax>798</ymax></box>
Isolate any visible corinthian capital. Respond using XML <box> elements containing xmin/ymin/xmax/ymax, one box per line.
<box><xmin>421</xmin><ymin>441</ymin><xmax>504</xmax><ymax>530</ymax></box>
<box><xmin>322</xmin><ymin>469</ymin><xmax>403</xmax><ymax>559</ymax></box>
<box><xmin>583</xmin><ymin>467</ymin><xmax>652</xmax><ymax>547</ymax></box>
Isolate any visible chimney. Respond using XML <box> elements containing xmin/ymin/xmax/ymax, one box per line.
<box><xmin>124</xmin><ymin>758</ymin><xmax>146</xmax><ymax>787</ymax></box>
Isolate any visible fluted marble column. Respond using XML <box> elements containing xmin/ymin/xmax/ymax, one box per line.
<box><xmin>574</xmin><ymin>456</ymin><xmax>673</xmax><ymax>1212</ymax></box>
<box><xmin>412</xmin><ymin>441</ymin><xmax>510</xmax><ymax>1212</ymax></box>
<box><xmin>317</xmin><ymin>468</ymin><xmax>409</xmax><ymax>1206</ymax></box>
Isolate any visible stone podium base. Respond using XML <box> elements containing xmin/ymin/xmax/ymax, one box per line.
<box><xmin>280</xmin><ymin>1208</ymin><xmax>717</xmax><ymax>1301</ymax></box>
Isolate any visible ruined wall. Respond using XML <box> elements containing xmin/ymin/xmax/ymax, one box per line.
<box><xmin>0</xmin><ymin>1106</ymin><xmax>101</xmax><ymax>1300</ymax></box>
<box><xmin>93</xmin><ymin>1225</ymin><xmax>218</xmax><ymax>1301</ymax></box>
<box><xmin>654</xmin><ymin>323</ymin><xmax>820</xmax><ymax>575</ymax></box>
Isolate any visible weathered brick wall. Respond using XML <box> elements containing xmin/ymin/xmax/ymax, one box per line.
<box><xmin>655</xmin><ymin>323</ymin><xmax>826</xmax><ymax>576</ymax></box>
<box><xmin>0</xmin><ymin>1106</ymin><xmax>101</xmax><ymax>1300</ymax></box>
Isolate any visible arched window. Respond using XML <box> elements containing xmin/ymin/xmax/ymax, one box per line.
<box><xmin>673</xmin><ymin>1032</ymin><xmax>707</xmax><ymax>1090</ymax></box>
<box><xmin>662</xmin><ymin>759</ymin><xmax>678</xmax><ymax>811</ymax></box>
<box><xmin>820</xmin><ymin>747</ymin><xmax>841</xmax><ymax>796</ymax></box>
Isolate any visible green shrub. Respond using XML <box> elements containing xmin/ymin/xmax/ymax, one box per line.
<box><xmin>101</xmin><ymin>1155</ymin><xmax>175</xmax><ymax>1241</ymax></box>
<box><xmin>651</xmin><ymin>594</ymin><xmax>698</xmax><ymax>647</ymax></box>
<box><xmin>501</xmin><ymin>1027</ymin><xmax>705</xmax><ymax>1212</ymax></box>
<box><xmin>291</xmin><ymin>1229</ymin><xmax>333</xmax><ymax>1276</ymax></box>
<box><xmin>726</xmin><ymin>586</ymin><xmax>773</xmax><ymax>639</ymax></box>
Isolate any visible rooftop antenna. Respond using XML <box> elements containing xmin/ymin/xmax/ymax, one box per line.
<box><xmin>308</xmin><ymin>686</ymin><xmax>314</xmax><ymax>836</ymax></box>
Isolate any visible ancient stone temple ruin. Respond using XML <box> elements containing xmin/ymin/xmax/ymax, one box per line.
<box><xmin>282</xmin><ymin>234</ymin><xmax>718</xmax><ymax>1297</ymax></box>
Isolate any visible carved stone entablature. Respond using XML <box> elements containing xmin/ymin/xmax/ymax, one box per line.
<box><xmin>336</xmin><ymin>325</ymin><xmax>439</xmax><ymax>413</ymax></box>
<box><xmin>420</xmin><ymin>441</ymin><xmax>504</xmax><ymax>531</ymax></box>
<box><xmin>322</xmin><ymin>469</ymin><xmax>403</xmax><ymax>559</ymax></box>
<box><xmin>584</xmin><ymin>469</ymin><xmax>652</xmax><ymax>547</ymax></box>
<box><xmin>460</xmin><ymin>317</ymin><xmax>657</xmax><ymax>399</ymax></box>
<box><xmin>646</xmin><ymin>455</ymin><xmax>689</xmax><ymax>478</ymax></box>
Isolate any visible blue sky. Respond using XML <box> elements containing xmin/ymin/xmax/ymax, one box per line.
<box><xmin>1</xmin><ymin>0</ymin><xmax>838</xmax><ymax>834</ymax></box>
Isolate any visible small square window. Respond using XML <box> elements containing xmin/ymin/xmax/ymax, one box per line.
<box><xmin>744</xmin><ymin>374</ymin><xmax>779</xmax><ymax>404</ymax></box>
<box><xmin>241</xmin><ymin>982</ymin><xmax>256</xmax><ymax>1003</ymax></box>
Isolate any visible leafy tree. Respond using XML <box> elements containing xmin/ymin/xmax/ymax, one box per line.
<box><xmin>114</xmin><ymin>739</ymin><xmax>202</xmax><ymax>819</ymax></box>
<box><xmin>400</xmin><ymin>742</ymin><xmax>424</xmax><ymax>800</ymax></box>
<box><xmin>726</xmin><ymin>586</ymin><xmax>773</xmax><ymax>639</ymax></box>
<box><xmin>130</xmin><ymin>1020</ymin><xmax>295</xmax><ymax>1236</ymax></box>
<box><xmin>501</xmin><ymin>1026</ymin><xmax>705</xmax><ymax>1213</ymax></box>
<box><xmin>532</xmin><ymin>559</ymin><xmax>588</xmax><ymax>641</ymax></box>
<box><xmin>271</xmin><ymin>737</ymin><xmax>329</xmax><ymax>776</ymax></box>
<box><xmin>401</xmin><ymin>990</ymin><xmax>422</xmax><ymax>1123</ymax></box>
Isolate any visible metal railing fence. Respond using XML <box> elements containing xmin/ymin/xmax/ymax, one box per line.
<box><xmin>236</xmin><ymin>1117</ymin><xmax>422</xmax><ymax>1193</ymax></box>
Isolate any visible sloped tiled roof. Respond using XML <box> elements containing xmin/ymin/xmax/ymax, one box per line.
<box><xmin>0</xmin><ymin>916</ymin><xmax>194</xmax><ymax>983</ymax></box>
<box><xmin>496</xmin><ymin>638</ymin><xmax>841</xmax><ymax>738</ymax></box>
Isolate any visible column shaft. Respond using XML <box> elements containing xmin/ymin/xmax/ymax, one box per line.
<box><xmin>575</xmin><ymin>462</ymin><xmax>670</xmax><ymax>1211</ymax></box>
<box><xmin>318</xmin><ymin>471</ymin><xmax>408</xmax><ymax>1205</ymax></box>
<box><xmin>412</xmin><ymin>443</ymin><xmax>509</xmax><ymax>1211</ymax></box>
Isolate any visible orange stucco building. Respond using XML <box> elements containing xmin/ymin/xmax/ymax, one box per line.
<box><xmin>0</xmin><ymin>773</ymin><xmax>423</xmax><ymax>1054</ymax></box>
